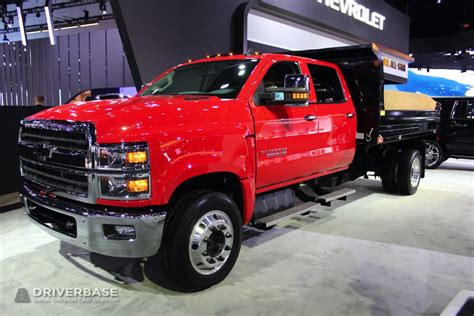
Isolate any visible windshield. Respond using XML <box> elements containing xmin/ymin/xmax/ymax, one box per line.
<box><xmin>140</xmin><ymin>59</ymin><xmax>259</xmax><ymax>99</ymax></box>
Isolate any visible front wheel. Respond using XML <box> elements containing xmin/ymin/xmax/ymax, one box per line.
<box><xmin>425</xmin><ymin>140</ymin><xmax>444</xmax><ymax>169</ymax></box>
<box><xmin>160</xmin><ymin>191</ymin><xmax>242</xmax><ymax>292</ymax></box>
<box><xmin>397</xmin><ymin>149</ymin><xmax>422</xmax><ymax>195</ymax></box>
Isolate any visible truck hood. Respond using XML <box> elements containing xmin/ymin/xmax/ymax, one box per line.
<box><xmin>27</xmin><ymin>95</ymin><xmax>244</xmax><ymax>143</ymax></box>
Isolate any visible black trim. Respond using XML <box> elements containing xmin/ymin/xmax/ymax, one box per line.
<box><xmin>110</xmin><ymin>0</ymin><xmax>143</xmax><ymax>90</ymax></box>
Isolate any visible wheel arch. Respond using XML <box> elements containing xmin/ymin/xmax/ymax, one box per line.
<box><xmin>168</xmin><ymin>172</ymin><xmax>249</xmax><ymax>222</ymax></box>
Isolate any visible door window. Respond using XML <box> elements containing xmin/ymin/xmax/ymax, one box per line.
<box><xmin>307</xmin><ymin>64</ymin><xmax>345</xmax><ymax>103</ymax></box>
<box><xmin>254</xmin><ymin>61</ymin><xmax>300</xmax><ymax>105</ymax></box>
<box><xmin>452</xmin><ymin>100</ymin><xmax>474</xmax><ymax>119</ymax></box>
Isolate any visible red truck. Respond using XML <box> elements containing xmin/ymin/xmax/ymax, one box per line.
<box><xmin>19</xmin><ymin>44</ymin><xmax>438</xmax><ymax>291</ymax></box>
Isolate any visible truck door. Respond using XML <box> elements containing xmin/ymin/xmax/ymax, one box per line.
<box><xmin>251</xmin><ymin>60</ymin><xmax>320</xmax><ymax>189</ymax></box>
<box><xmin>447</xmin><ymin>99</ymin><xmax>474</xmax><ymax>157</ymax></box>
<box><xmin>306</xmin><ymin>63</ymin><xmax>356</xmax><ymax>171</ymax></box>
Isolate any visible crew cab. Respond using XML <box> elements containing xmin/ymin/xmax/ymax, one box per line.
<box><xmin>424</xmin><ymin>97</ymin><xmax>474</xmax><ymax>168</ymax></box>
<box><xmin>19</xmin><ymin>44</ymin><xmax>438</xmax><ymax>291</ymax></box>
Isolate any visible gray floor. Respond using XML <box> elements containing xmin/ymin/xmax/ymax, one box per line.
<box><xmin>1</xmin><ymin>159</ymin><xmax>473</xmax><ymax>316</ymax></box>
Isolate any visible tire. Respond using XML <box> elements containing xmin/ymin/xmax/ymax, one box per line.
<box><xmin>397</xmin><ymin>149</ymin><xmax>422</xmax><ymax>195</ymax></box>
<box><xmin>381</xmin><ymin>153</ymin><xmax>399</xmax><ymax>193</ymax></box>
<box><xmin>425</xmin><ymin>140</ymin><xmax>444</xmax><ymax>169</ymax></box>
<box><xmin>159</xmin><ymin>191</ymin><xmax>242</xmax><ymax>292</ymax></box>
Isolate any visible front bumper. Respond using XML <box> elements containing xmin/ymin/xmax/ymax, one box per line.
<box><xmin>21</xmin><ymin>183</ymin><xmax>166</xmax><ymax>258</ymax></box>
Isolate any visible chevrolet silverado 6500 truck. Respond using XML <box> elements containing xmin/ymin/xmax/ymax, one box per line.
<box><xmin>19</xmin><ymin>44</ymin><xmax>439</xmax><ymax>291</ymax></box>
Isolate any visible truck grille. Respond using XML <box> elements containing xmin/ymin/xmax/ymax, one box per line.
<box><xmin>19</xmin><ymin>121</ymin><xmax>92</xmax><ymax>168</ymax></box>
<box><xmin>19</xmin><ymin>120</ymin><xmax>94</xmax><ymax>200</ymax></box>
<box><xmin>21</xmin><ymin>159</ymin><xmax>89</xmax><ymax>195</ymax></box>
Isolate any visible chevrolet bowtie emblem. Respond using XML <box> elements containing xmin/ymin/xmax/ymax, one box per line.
<box><xmin>33</xmin><ymin>143</ymin><xmax>57</xmax><ymax>161</ymax></box>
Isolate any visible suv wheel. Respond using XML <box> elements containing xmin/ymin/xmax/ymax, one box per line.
<box><xmin>425</xmin><ymin>140</ymin><xmax>444</xmax><ymax>169</ymax></box>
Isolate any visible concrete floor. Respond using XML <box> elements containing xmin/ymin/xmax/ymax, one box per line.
<box><xmin>1</xmin><ymin>159</ymin><xmax>473</xmax><ymax>316</ymax></box>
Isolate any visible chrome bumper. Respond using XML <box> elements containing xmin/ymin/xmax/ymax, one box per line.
<box><xmin>21</xmin><ymin>184</ymin><xmax>166</xmax><ymax>258</ymax></box>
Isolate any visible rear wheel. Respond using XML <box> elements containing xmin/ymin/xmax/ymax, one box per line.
<box><xmin>381</xmin><ymin>153</ymin><xmax>399</xmax><ymax>193</ymax></box>
<box><xmin>397</xmin><ymin>149</ymin><xmax>422</xmax><ymax>195</ymax></box>
<box><xmin>160</xmin><ymin>191</ymin><xmax>242</xmax><ymax>292</ymax></box>
<box><xmin>425</xmin><ymin>140</ymin><xmax>444</xmax><ymax>169</ymax></box>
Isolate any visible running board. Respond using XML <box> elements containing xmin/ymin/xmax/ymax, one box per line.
<box><xmin>253</xmin><ymin>201</ymin><xmax>319</xmax><ymax>229</ymax></box>
<box><xmin>316</xmin><ymin>188</ymin><xmax>355</xmax><ymax>207</ymax></box>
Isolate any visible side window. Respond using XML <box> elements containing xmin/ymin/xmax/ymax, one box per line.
<box><xmin>308</xmin><ymin>64</ymin><xmax>345</xmax><ymax>103</ymax></box>
<box><xmin>254</xmin><ymin>61</ymin><xmax>300</xmax><ymax>105</ymax></box>
<box><xmin>452</xmin><ymin>101</ymin><xmax>469</xmax><ymax>119</ymax></box>
<box><xmin>467</xmin><ymin>101</ymin><xmax>474</xmax><ymax>119</ymax></box>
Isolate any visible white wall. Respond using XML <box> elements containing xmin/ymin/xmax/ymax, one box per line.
<box><xmin>247</xmin><ymin>9</ymin><xmax>358</xmax><ymax>51</ymax></box>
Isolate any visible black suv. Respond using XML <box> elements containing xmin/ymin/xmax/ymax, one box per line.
<box><xmin>425</xmin><ymin>97</ymin><xmax>474</xmax><ymax>168</ymax></box>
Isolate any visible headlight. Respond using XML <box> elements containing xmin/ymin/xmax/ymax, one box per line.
<box><xmin>97</xmin><ymin>143</ymin><xmax>149</xmax><ymax>170</ymax></box>
<box><xmin>99</xmin><ymin>174</ymin><xmax>150</xmax><ymax>199</ymax></box>
<box><xmin>97</xmin><ymin>143</ymin><xmax>151</xmax><ymax>200</ymax></box>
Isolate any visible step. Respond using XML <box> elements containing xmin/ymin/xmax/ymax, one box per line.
<box><xmin>253</xmin><ymin>201</ymin><xmax>319</xmax><ymax>228</ymax></box>
<box><xmin>316</xmin><ymin>188</ymin><xmax>355</xmax><ymax>206</ymax></box>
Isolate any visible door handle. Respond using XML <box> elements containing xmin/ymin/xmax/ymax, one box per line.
<box><xmin>304</xmin><ymin>115</ymin><xmax>317</xmax><ymax>121</ymax></box>
<box><xmin>346</xmin><ymin>112</ymin><xmax>355</xmax><ymax>118</ymax></box>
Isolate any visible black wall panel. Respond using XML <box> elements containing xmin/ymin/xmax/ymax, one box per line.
<box><xmin>111</xmin><ymin>0</ymin><xmax>249</xmax><ymax>87</ymax></box>
<box><xmin>0</xmin><ymin>28</ymin><xmax>134</xmax><ymax>106</ymax></box>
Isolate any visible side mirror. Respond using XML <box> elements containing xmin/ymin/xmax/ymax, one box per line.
<box><xmin>258</xmin><ymin>74</ymin><xmax>310</xmax><ymax>106</ymax></box>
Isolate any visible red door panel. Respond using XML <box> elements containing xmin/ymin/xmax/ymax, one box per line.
<box><xmin>252</xmin><ymin>104</ymin><xmax>319</xmax><ymax>189</ymax></box>
<box><xmin>315</xmin><ymin>103</ymin><xmax>356</xmax><ymax>171</ymax></box>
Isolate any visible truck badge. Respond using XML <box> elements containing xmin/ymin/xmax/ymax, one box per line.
<box><xmin>34</xmin><ymin>143</ymin><xmax>56</xmax><ymax>161</ymax></box>
<box><xmin>261</xmin><ymin>148</ymin><xmax>288</xmax><ymax>158</ymax></box>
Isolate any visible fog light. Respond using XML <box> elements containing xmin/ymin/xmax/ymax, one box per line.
<box><xmin>127</xmin><ymin>179</ymin><xmax>149</xmax><ymax>193</ymax></box>
<box><xmin>103</xmin><ymin>224</ymin><xmax>136</xmax><ymax>240</ymax></box>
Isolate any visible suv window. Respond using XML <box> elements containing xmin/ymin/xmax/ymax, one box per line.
<box><xmin>308</xmin><ymin>64</ymin><xmax>345</xmax><ymax>103</ymax></box>
<box><xmin>452</xmin><ymin>100</ymin><xmax>474</xmax><ymax>119</ymax></box>
<box><xmin>254</xmin><ymin>61</ymin><xmax>301</xmax><ymax>105</ymax></box>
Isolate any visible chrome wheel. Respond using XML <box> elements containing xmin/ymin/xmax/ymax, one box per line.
<box><xmin>410</xmin><ymin>157</ymin><xmax>421</xmax><ymax>188</ymax></box>
<box><xmin>425</xmin><ymin>143</ymin><xmax>441</xmax><ymax>167</ymax></box>
<box><xmin>188</xmin><ymin>210</ymin><xmax>234</xmax><ymax>275</ymax></box>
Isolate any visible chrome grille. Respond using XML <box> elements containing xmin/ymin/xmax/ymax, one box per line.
<box><xmin>19</xmin><ymin>120</ymin><xmax>93</xmax><ymax>168</ymax></box>
<box><xmin>19</xmin><ymin>120</ymin><xmax>95</xmax><ymax>202</ymax></box>
<box><xmin>21</xmin><ymin>159</ymin><xmax>89</xmax><ymax>196</ymax></box>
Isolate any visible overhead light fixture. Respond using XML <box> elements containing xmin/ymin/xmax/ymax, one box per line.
<box><xmin>2</xmin><ymin>34</ymin><xmax>8</xmax><ymax>42</ymax></box>
<box><xmin>60</xmin><ymin>25</ymin><xmax>79</xmax><ymax>30</ymax></box>
<box><xmin>36</xmin><ymin>11</ymin><xmax>41</xmax><ymax>18</ymax></box>
<box><xmin>16</xmin><ymin>5</ymin><xmax>27</xmax><ymax>46</ymax></box>
<box><xmin>44</xmin><ymin>6</ymin><xmax>55</xmax><ymax>45</ymax></box>
<box><xmin>79</xmin><ymin>22</ymin><xmax>99</xmax><ymax>28</ymax></box>
<box><xmin>99</xmin><ymin>1</ymin><xmax>107</xmax><ymax>15</ymax></box>
<box><xmin>437</xmin><ymin>0</ymin><xmax>441</xmax><ymax>3</ymax></box>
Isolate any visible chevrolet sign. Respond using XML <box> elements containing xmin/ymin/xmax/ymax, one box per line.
<box><xmin>315</xmin><ymin>0</ymin><xmax>386</xmax><ymax>30</ymax></box>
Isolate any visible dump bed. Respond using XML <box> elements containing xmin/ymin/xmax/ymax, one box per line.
<box><xmin>284</xmin><ymin>44</ymin><xmax>439</xmax><ymax>145</ymax></box>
